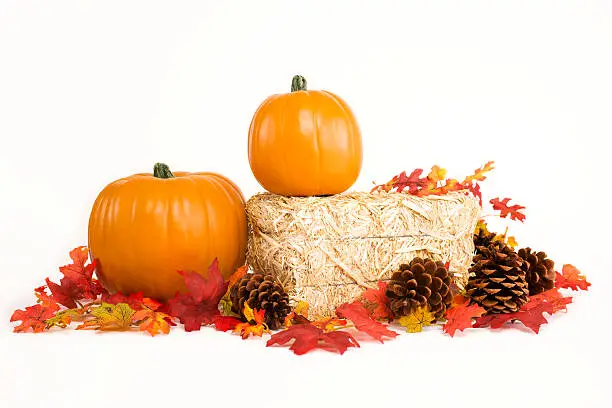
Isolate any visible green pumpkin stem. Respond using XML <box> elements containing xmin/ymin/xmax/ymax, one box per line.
<box><xmin>291</xmin><ymin>75</ymin><xmax>307</xmax><ymax>92</ymax></box>
<box><xmin>153</xmin><ymin>163</ymin><xmax>175</xmax><ymax>179</ymax></box>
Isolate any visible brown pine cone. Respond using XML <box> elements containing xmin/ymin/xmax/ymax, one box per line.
<box><xmin>467</xmin><ymin>243</ymin><xmax>529</xmax><ymax>314</ymax></box>
<box><xmin>517</xmin><ymin>247</ymin><xmax>555</xmax><ymax>295</ymax></box>
<box><xmin>474</xmin><ymin>227</ymin><xmax>503</xmax><ymax>255</ymax></box>
<box><xmin>385</xmin><ymin>258</ymin><xmax>453</xmax><ymax>321</ymax></box>
<box><xmin>229</xmin><ymin>273</ymin><xmax>292</xmax><ymax>330</ymax></box>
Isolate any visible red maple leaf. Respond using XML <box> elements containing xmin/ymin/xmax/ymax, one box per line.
<box><xmin>442</xmin><ymin>300</ymin><xmax>486</xmax><ymax>337</ymax></box>
<box><xmin>45</xmin><ymin>247</ymin><xmax>105</xmax><ymax>308</ymax></box>
<box><xmin>473</xmin><ymin>294</ymin><xmax>558</xmax><ymax>333</ymax></box>
<box><xmin>167</xmin><ymin>259</ymin><xmax>228</xmax><ymax>331</ymax></box>
<box><xmin>336</xmin><ymin>301</ymin><xmax>397</xmax><ymax>343</ymax></box>
<box><xmin>266</xmin><ymin>323</ymin><xmax>360</xmax><ymax>355</ymax></box>
<box><xmin>490</xmin><ymin>197</ymin><xmax>526</xmax><ymax>222</ymax></box>
<box><xmin>11</xmin><ymin>302</ymin><xmax>60</xmax><ymax>333</ymax></box>
<box><xmin>361</xmin><ymin>281</ymin><xmax>393</xmax><ymax>321</ymax></box>
<box><xmin>528</xmin><ymin>288</ymin><xmax>573</xmax><ymax>314</ymax></box>
<box><xmin>213</xmin><ymin>315</ymin><xmax>243</xmax><ymax>332</ymax></box>
<box><xmin>555</xmin><ymin>264</ymin><xmax>591</xmax><ymax>291</ymax></box>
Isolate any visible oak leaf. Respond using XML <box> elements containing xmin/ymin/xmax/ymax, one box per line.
<box><xmin>11</xmin><ymin>303</ymin><xmax>60</xmax><ymax>333</ymax></box>
<box><xmin>336</xmin><ymin>301</ymin><xmax>398</xmax><ymax>342</ymax></box>
<box><xmin>443</xmin><ymin>300</ymin><xmax>486</xmax><ymax>337</ymax></box>
<box><xmin>463</xmin><ymin>161</ymin><xmax>495</xmax><ymax>184</ymax></box>
<box><xmin>167</xmin><ymin>259</ymin><xmax>228</xmax><ymax>331</ymax></box>
<box><xmin>398</xmin><ymin>307</ymin><xmax>434</xmax><ymax>333</ymax></box>
<box><xmin>361</xmin><ymin>281</ymin><xmax>393</xmax><ymax>321</ymax></box>
<box><xmin>76</xmin><ymin>303</ymin><xmax>135</xmax><ymax>331</ymax></box>
<box><xmin>266</xmin><ymin>323</ymin><xmax>360</xmax><ymax>355</ymax></box>
<box><xmin>555</xmin><ymin>264</ymin><xmax>591</xmax><ymax>291</ymax></box>
<box><xmin>490</xmin><ymin>197</ymin><xmax>526</xmax><ymax>222</ymax></box>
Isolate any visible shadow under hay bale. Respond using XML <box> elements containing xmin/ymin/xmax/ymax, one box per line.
<box><xmin>246</xmin><ymin>191</ymin><xmax>481</xmax><ymax>319</ymax></box>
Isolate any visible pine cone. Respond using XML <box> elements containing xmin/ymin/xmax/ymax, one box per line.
<box><xmin>229</xmin><ymin>273</ymin><xmax>292</xmax><ymax>330</ymax></box>
<box><xmin>474</xmin><ymin>227</ymin><xmax>503</xmax><ymax>255</ymax></box>
<box><xmin>467</xmin><ymin>243</ymin><xmax>529</xmax><ymax>314</ymax></box>
<box><xmin>385</xmin><ymin>258</ymin><xmax>453</xmax><ymax>320</ymax></box>
<box><xmin>517</xmin><ymin>247</ymin><xmax>555</xmax><ymax>295</ymax></box>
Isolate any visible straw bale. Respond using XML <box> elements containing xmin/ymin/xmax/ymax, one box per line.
<box><xmin>246</xmin><ymin>191</ymin><xmax>481</xmax><ymax>319</ymax></box>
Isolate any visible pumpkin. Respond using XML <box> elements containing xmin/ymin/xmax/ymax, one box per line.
<box><xmin>88</xmin><ymin>163</ymin><xmax>247</xmax><ymax>300</ymax></box>
<box><xmin>248</xmin><ymin>75</ymin><xmax>363</xmax><ymax>196</ymax></box>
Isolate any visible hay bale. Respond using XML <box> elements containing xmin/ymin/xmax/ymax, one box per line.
<box><xmin>246</xmin><ymin>191</ymin><xmax>481</xmax><ymax>319</ymax></box>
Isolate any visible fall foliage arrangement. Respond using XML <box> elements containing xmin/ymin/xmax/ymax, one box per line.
<box><xmin>11</xmin><ymin>75</ymin><xmax>591</xmax><ymax>355</ymax></box>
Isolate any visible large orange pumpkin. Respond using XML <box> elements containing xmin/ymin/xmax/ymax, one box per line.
<box><xmin>88</xmin><ymin>163</ymin><xmax>247</xmax><ymax>300</ymax></box>
<box><xmin>248</xmin><ymin>75</ymin><xmax>363</xmax><ymax>196</ymax></box>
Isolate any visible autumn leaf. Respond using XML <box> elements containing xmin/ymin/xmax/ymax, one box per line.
<box><xmin>463</xmin><ymin>161</ymin><xmax>495</xmax><ymax>184</ymax></box>
<box><xmin>506</xmin><ymin>236</ymin><xmax>518</xmax><ymax>249</ymax></box>
<box><xmin>294</xmin><ymin>301</ymin><xmax>310</xmax><ymax>319</ymax></box>
<box><xmin>361</xmin><ymin>281</ymin><xmax>393</xmax><ymax>321</ymax></box>
<box><xmin>46</xmin><ymin>247</ymin><xmax>105</xmax><ymax>308</ymax></box>
<box><xmin>227</xmin><ymin>265</ymin><xmax>248</xmax><ymax>292</ymax></box>
<box><xmin>76</xmin><ymin>303</ymin><xmax>135</xmax><ymax>331</ymax></box>
<box><xmin>336</xmin><ymin>301</ymin><xmax>398</xmax><ymax>342</ymax></box>
<box><xmin>555</xmin><ymin>264</ymin><xmax>591</xmax><ymax>291</ymax></box>
<box><xmin>527</xmin><ymin>288</ymin><xmax>572</xmax><ymax>314</ymax></box>
<box><xmin>427</xmin><ymin>165</ymin><xmax>447</xmax><ymax>183</ymax></box>
<box><xmin>213</xmin><ymin>315</ymin><xmax>243</xmax><ymax>332</ymax></box>
<box><xmin>443</xmin><ymin>300</ymin><xmax>486</xmax><ymax>337</ymax></box>
<box><xmin>167</xmin><ymin>259</ymin><xmax>229</xmax><ymax>331</ymax></box>
<box><xmin>490</xmin><ymin>197</ymin><xmax>526</xmax><ymax>222</ymax></box>
<box><xmin>398</xmin><ymin>308</ymin><xmax>434</xmax><ymax>333</ymax></box>
<box><xmin>11</xmin><ymin>303</ymin><xmax>60</xmax><ymax>333</ymax></box>
<box><xmin>312</xmin><ymin>318</ymin><xmax>348</xmax><ymax>332</ymax></box>
<box><xmin>45</xmin><ymin>309</ymin><xmax>80</xmax><ymax>329</ymax></box>
<box><xmin>266</xmin><ymin>323</ymin><xmax>360</xmax><ymax>355</ymax></box>
<box><xmin>234</xmin><ymin>304</ymin><xmax>269</xmax><ymax>339</ymax></box>
<box><xmin>132</xmin><ymin>306</ymin><xmax>171</xmax><ymax>336</ymax></box>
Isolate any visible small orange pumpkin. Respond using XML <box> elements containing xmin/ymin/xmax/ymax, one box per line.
<box><xmin>88</xmin><ymin>163</ymin><xmax>247</xmax><ymax>300</ymax></box>
<box><xmin>248</xmin><ymin>75</ymin><xmax>363</xmax><ymax>196</ymax></box>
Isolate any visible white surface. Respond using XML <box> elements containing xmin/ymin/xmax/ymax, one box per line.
<box><xmin>0</xmin><ymin>1</ymin><xmax>610</xmax><ymax>407</ymax></box>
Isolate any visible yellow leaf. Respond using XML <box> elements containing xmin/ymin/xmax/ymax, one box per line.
<box><xmin>45</xmin><ymin>309</ymin><xmax>79</xmax><ymax>329</ymax></box>
<box><xmin>398</xmin><ymin>308</ymin><xmax>435</xmax><ymax>333</ymax></box>
<box><xmin>506</xmin><ymin>236</ymin><xmax>518</xmax><ymax>248</ymax></box>
<box><xmin>427</xmin><ymin>165</ymin><xmax>447</xmax><ymax>183</ymax></box>
<box><xmin>294</xmin><ymin>301</ymin><xmax>309</xmax><ymax>319</ymax></box>
<box><xmin>242</xmin><ymin>303</ymin><xmax>255</xmax><ymax>322</ymax></box>
<box><xmin>76</xmin><ymin>303</ymin><xmax>135</xmax><ymax>331</ymax></box>
<box><xmin>234</xmin><ymin>308</ymin><xmax>269</xmax><ymax>339</ymax></box>
<box><xmin>312</xmin><ymin>318</ymin><xmax>347</xmax><ymax>332</ymax></box>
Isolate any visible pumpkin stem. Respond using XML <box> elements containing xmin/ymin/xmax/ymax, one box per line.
<box><xmin>291</xmin><ymin>75</ymin><xmax>307</xmax><ymax>92</ymax></box>
<box><xmin>153</xmin><ymin>163</ymin><xmax>175</xmax><ymax>179</ymax></box>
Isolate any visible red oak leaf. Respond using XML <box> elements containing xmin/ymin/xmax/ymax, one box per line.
<box><xmin>490</xmin><ymin>197</ymin><xmax>526</xmax><ymax>222</ymax></box>
<box><xmin>11</xmin><ymin>302</ymin><xmax>60</xmax><ymax>333</ymax></box>
<box><xmin>266</xmin><ymin>323</ymin><xmax>360</xmax><ymax>355</ymax></box>
<box><xmin>443</xmin><ymin>300</ymin><xmax>486</xmax><ymax>337</ymax></box>
<box><xmin>361</xmin><ymin>281</ymin><xmax>393</xmax><ymax>321</ymax></box>
<box><xmin>167</xmin><ymin>259</ymin><xmax>228</xmax><ymax>331</ymax></box>
<box><xmin>555</xmin><ymin>264</ymin><xmax>591</xmax><ymax>291</ymax></box>
<box><xmin>46</xmin><ymin>247</ymin><xmax>105</xmax><ymax>308</ymax></box>
<box><xmin>336</xmin><ymin>301</ymin><xmax>398</xmax><ymax>343</ymax></box>
<box><xmin>213</xmin><ymin>315</ymin><xmax>243</xmax><ymax>332</ymax></box>
<box><xmin>392</xmin><ymin>169</ymin><xmax>430</xmax><ymax>194</ymax></box>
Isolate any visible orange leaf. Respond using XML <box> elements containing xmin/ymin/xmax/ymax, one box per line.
<box><xmin>463</xmin><ymin>161</ymin><xmax>495</xmax><ymax>184</ymax></box>
<box><xmin>227</xmin><ymin>265</ymin><xmax>248</xmax><ymax>293</ymax></box>
<box><xmin>11</xmin><ymin>303</ymin><xmax>60</xmax><ymax>333</ymax></box>
<box><xmin>336</xmin><ymin>301</ymin><xmax>397</xmax><ymax>342</ymax></box>
<box><xmin>132</xmin><ymin>308</ymin><xmax>171</xmax><ymax>336</ymax></box>
<box><xmin>361</xmin><ymin>281</ymin><xmax>393</xmax><ymax>321</ymax></box>
<box><xmin>312</xmin><ymin>318</ymin><xmax>347</xmax><ymax>332</ymax></box>
<box><xmin>490</xmin><ymin>197</ymin><xmax>526</xmax><ymax>222</ymax></box>
<box><xmin>443</xmin><ymin>300</ymin><xmax>486</xmax><ymax>337</ymax></box>
<box><xmin>427</xmin><ymin>165</ymin><xmax>447</xmax><ymax>183</ymax></box>
<box><xmin>555</xmin><ymin>264</ymin><xmax>591</xmax><ymax>291</ymax></box>
<box><xmin>234</xmin><ymin>304</ymin><xmax>269</xmax><ymax>339</ymax></box>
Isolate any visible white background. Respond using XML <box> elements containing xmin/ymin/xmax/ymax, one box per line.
<box><xmin>1</xmin><ymin>1</ymin><xmax>610</xmax><ymax>407</ymax></box>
